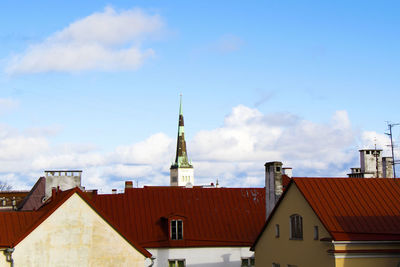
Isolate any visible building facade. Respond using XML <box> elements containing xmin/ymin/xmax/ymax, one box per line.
<box><xmin>253</xmin><ymin>177</ymin><xmax>400</xmax><ymax>267</ymax></box>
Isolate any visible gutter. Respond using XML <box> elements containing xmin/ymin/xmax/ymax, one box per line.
<box><xmin>2</xmin><ymin>248</ymin><xmax>14</xmax><ymax>267</ymax></box>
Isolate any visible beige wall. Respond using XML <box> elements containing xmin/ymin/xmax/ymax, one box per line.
<box><xmin>254</xmin><ymin>184</ymin><xmax>334</xmax><ymax>267</ymax></box>
<box><xmin>1</xmin><ymin>193</ymin><xmax>146</xmax><ymax>267</ymax></box>
<box><xmin>333</xmin><ymin>242</ymin><xmax>400</xmax><ymax>267</ymax></box>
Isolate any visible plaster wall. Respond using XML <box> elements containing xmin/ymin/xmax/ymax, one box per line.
<box><xmin>45</xmin><ymin>174</ymin><xmax>81</xmax><ymax>199</ymax></box>
<box><xmin>148</xmin><ymin>247</ymin><xmax>253</xmax><ymax>267</ymax></box>
<box><xmin>1</xmin><ymin>194</ymin><xmax>146</xmax><ymax>267</ymax></box>
<box><xmin>333</xmin><ymin>242</ymin><xmax>400</xmax><ymax>267</ymax></box>
<box><xmin>254</xmin><ymin>184</ymin><xmax>334</xmax><ymax>267</ymax></box>
<box><xmin>335</xmin><ymin>257</ymin><xmax>400</xmax><ymax>267</ymax></box>
<box><xmin>170</xmin><ymin>168</ymin><xmax>194</xmax><ymax>187</ymax></box>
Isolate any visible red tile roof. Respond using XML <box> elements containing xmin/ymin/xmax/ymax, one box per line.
<box><xmin>91</xmin><ymin>186</ymin><xmax>266</xmax><ymax>248</ymax></box>
<box><xmin>0</xmin><ymin>187</ymin><xmax>151</xmax><ymax>257</ymax></box>
<box><xmin>294</xmin><ymin>178</ymin><xmax>400</xmax><ymax>241</ymax></box>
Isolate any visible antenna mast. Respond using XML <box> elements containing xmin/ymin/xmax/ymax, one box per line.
<box><xmin>386</xmin><ymin>122</ymin><xmax>399</xmax><ymax>178</ymax></box>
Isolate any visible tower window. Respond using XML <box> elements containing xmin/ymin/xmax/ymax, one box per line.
<box><xmin>171</xmin><ymin>220</ymin><xmax>183</xmax><ymax>240</ymax></box>
<box><xmin>290</xmin><ymin>214</ymin><xmax>303</xmax><ymax>240</ymax></box>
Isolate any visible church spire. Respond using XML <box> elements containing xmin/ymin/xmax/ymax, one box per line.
<box><xmin>170</xmin><ymin>94</ymin><xmax>194</xmax><ymax>186</ymax></box>
<box><xmin>173</xmin><ymin>94</ymin><xmax>192</xmax><ymax>168</ymax></box>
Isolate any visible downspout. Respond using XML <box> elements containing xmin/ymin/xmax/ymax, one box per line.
<box><xmin>149</xmin><ymin>256</ymin><xmax>156</xmax><ymax>267</ymax></box>
<box><xmin>3</xmin><ymin>247</ymin><xmax>14</xmax><ymax>267</ymax></box>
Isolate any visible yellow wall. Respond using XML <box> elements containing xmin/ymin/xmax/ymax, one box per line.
<box><xmin>254</xmin><ymin>184</ymin><xmax>334</xmax><ymax>267</ymax></box>
<box><xmin>0</xmin><ymin>193</ymin><xmax>147</xmax><ymax>267</ymax></box>
<box><xmin>254</xmin><ymin>184</ymin><xmax>400</xmax><ymax>267</ymax></box>
<box><xmin>333</xmin><ymin>242</ymin><xmax>400</xmax><ymax>267</ymax></box>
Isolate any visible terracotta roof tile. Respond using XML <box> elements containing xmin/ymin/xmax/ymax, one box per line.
<box><xmin>294</xmin><ymin>178</ymin><xmax>400</xmax><ymax>241</ymax></box>
<box><xmin>0</xmin><ymin>188</ymin><xmax>152</xmax><ymax>257</ymax></box>
<box><xmin>91</xmin><ymin>186</ymin><xmax>266</xmax><ymax>248</ymax></box>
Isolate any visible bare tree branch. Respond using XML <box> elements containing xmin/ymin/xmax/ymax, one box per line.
<box><xmin>0</xmin><ymin>181</ymin><xmax>12</xmax><ymax>191</ymax></box>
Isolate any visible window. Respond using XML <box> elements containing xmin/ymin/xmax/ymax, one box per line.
<box><xmin>169</xmin><ymin>259</ymin><xmax>185</xmax><ymax>267</ymax></box>
<box><xmin>275</xmin><ymin>224</ymin><xmax>280</xmax><ymax>238</ymax></box>
<box><xmin>314</xmin><ymin>225</ymin><xmax>319</xmax><ymax>240</ymax></box>
<box><xmin>171</xmin><ymin>220</ymin><xmax>183</xmax><ymax>240</ymax></box>
<box><xmin>272</xmin><ymin>263</ymin><xmax>280</xmax><ymax>267</ymax></box>
<box><xmin>241</xmin><ymin>258</ymin><xmax>255</xmax><ymax>267</ymax></box>
<box><xmin>290</xmin><ymin>214</ymin><xmax>303</xmax><ymax>240</ymax></box>
<box><xmin>276</xmin><ymin>166</ymin><xmax>281</xmax><ymax>172</ymax></box>
<box><xmin>287</xmin><ymin>265</ymin><xmax>298</xmax><ymax>267</ymax></box>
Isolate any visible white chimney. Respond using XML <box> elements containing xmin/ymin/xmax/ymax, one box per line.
<box><xmin>282</xmin><ymin>167</ymin><xmax>292</xmax><ymax>178</ymax></box>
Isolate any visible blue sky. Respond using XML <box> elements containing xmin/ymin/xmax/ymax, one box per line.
<box><xmin>0</xmin><ymin>1</ymin><xmax>399</xmax><ymax>191</ymax></box>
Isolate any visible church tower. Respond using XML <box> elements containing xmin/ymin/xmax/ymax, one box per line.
<box><xmin>170</xmin><ymin>95</ymin><xmax>194</xmax><ymax>186</ymax></box>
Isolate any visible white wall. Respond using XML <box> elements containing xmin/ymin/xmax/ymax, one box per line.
<box><xmin>148</xmin><ymin>247</ymin><xmax>253</xmax><ymax>267</ymax></box>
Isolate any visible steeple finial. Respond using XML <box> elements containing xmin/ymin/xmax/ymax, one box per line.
<box><xmin>179</xmin><ymin>93</ymin><xmax>183</xmax><ymax>116</ymax></box>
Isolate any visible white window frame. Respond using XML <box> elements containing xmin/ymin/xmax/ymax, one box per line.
<box><xmin>170</xmin><ymin>219</ymin><xmax>183</xmax><ymax>240</ymax></box>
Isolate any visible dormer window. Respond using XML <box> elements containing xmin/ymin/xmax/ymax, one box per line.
<box><xmin>171</xmin><ymin>219</ymin><xmax>183</xmax><ymax>240</ymax></box>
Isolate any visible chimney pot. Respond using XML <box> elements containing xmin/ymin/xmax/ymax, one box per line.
<box><xmin>125</xmin><ymin>181</ymin><xmax>133</xmax><ymax>189</ymax></box>
<box><xmin>51</xmin><ymin>187</ymin><xmax>57</xmax><ymax>199</ymax></box>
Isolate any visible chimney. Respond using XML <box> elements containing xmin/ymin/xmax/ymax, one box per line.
<box><xmin>51</xmin><ymin>187</ymin><xmax>57</xmax><ymax>199</ymax></box>
<box><xmin>282</xmin><ymin>167</ymin><xmax>292</xmax><ymax>178</ymax></box>
<box><xmin>112</xmin><ymin>189</ymin><xmax>117</xmax><ymax>194</ymax></box>
<box><xmin>265</xmin><ymin>161</ymin><xmax>283</xmax><ymax>219</ymax></box>
<box><xmin>125</xmin><ymin>181</ymin><xmax>133</xmax><ymax>189</ymax></box>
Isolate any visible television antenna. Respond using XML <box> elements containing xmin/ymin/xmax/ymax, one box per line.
<box><xmin>385</xmin><ymin>122</ymin><xmax>399</xmax><ymax>178</ymax></box>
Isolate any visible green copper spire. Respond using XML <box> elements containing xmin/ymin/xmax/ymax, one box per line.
<box><xmin>171</xmin><ymin>94</ymin><xmax>193</xmax><ymax>169</ymax></box>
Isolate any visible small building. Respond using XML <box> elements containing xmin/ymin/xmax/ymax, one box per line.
<box><xmin>0</xmin><ymin>187</ymin><xmax>151</xmax><ymax>267</ymax></box>
<box><xmin>252</xmin><ymin>177</ymin><xmax>400</xmax><ymax>267</ymax></box>
<box><xmin>348</xmin><ymin>149</ymin><xmax>394</xmax><ymax>178</ymax></box>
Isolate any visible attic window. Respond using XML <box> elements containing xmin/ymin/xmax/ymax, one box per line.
<box><xmin>290</xmin><ymin>214</ymin><xmax>303</xmax><ymax>240</ymax></box>
<box><xmin>276</xmin><ymin>166</ymin><xmax>281</xmax><ymax>172</ymax></box>
<box><xmin>314</xmin><ymin>226</ymin><xmax>319</xmax><ymax>240</ymax></box>
<box><xmin>171</xmin><ymin>220</ymin><xmax>183</xmax><ymax>240</ymax></box>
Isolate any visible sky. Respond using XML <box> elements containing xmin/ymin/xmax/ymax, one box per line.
<box><xmin>0</xmin><ymin>1</ymin><xmax>399</xmax><ymax>192</ymax></box>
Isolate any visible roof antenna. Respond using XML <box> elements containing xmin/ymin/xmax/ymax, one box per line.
<box><xmin>385</xmin><ymin>122</ymin><xmax>400</xmax><ymax>178</ymax></box>
<box><xmin>373</xmin><ymin>138</ymin><xmax>379</xmax><ymax>177</ymax></box>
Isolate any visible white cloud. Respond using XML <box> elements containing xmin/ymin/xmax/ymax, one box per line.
<box><xmin>5</xmin><ymin>7</ymin><xmax>163</xmax><ymax>74</ymax></box>
<box><xmin>214</xmin><ymin>34</ymin><xmax>244</xmax><ymax>53</ymax></box>
<box><xmin>0</xmin><ymin>105</ymin><xmax>390</xmax><ymax>192</ymax></box>
<box><xmin>191</xmin><ymin>106</ymin><xmax>357</xmax><ymax>183</ymax></box>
